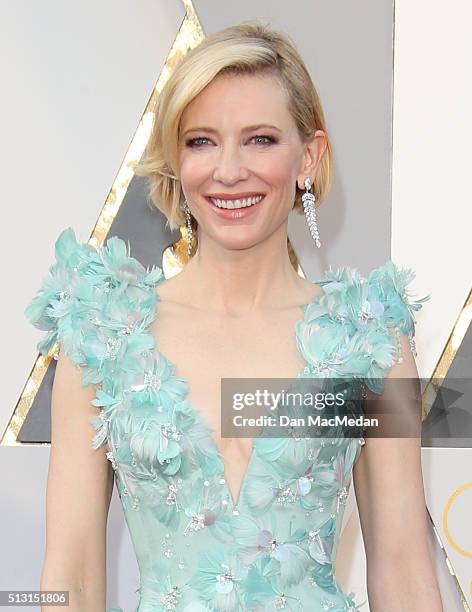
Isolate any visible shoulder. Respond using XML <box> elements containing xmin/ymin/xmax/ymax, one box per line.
<box><xmin>24</xmin><ymin>226</ymin><xmax>163</xmax><ymax>367</ymax></box>
<box><xmin>319</xmin><ymin>259</ymin><xmax>430</xmax><ymax>331</ymax></box>
<box><xmin>297</xmin><ymin>259</ymin><xmax>431</xmax><ymax>392</ymax></box>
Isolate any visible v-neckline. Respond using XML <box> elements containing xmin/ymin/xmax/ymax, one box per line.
<box><xmin>145</xmin><ymin>275</ymin><xmax>327</xmax><ymax>508</ymax></box>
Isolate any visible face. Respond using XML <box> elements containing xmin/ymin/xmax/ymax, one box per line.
<box><xmin>178</xmin><ymin>72</ymin><xmax>326</xmax><ymax>252</ymax></box>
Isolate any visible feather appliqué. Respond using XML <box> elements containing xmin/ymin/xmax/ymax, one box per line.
<box><xmin>296</xmin><ymin>259</ymin><xmax>430</xmax><ymax>394</ymax></box>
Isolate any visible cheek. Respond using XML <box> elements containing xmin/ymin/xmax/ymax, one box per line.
<box><xmin>258</xmin><ymin>156</ymin><xmax>297</xmax><ymax>190</ymax></box>
<box><xmin>179</xmin><ymin>155</ymin><xmax>209</xmax><ymax>190</ymax></box>
<box><xmin>253</xmin><ymin>145</ymin><xmax>299</xmax><ymax>183</ymax></box>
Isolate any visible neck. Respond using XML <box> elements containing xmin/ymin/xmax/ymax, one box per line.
<box><xmin>180</xmin><ymin>226</ymin><xmax>314</xmax><ymax>316</ymax></box>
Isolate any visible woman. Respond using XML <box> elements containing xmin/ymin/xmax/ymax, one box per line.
<box><xmin>26</xmin><ymin>21</ymin><xmax>442</xmax><ymax>612</ymax></box>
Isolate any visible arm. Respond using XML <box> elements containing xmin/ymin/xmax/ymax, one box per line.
<box><xmin>40</xmin><ymin>345</ymin><xmax>114</xmax><ymax>612</ymax></box>
<box><xmin>353</xmin><ymin>332</ymin><xmax>443</xmax><ymax>611</ymax></box>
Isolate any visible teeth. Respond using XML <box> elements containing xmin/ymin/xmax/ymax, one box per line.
<box><xmin>210</xmin><ymin>195</ymin><xmax>264</xmax><ymax>209</ymax></box>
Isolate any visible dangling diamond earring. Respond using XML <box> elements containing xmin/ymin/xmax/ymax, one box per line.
<box><xmin>181</xmin><ymin>199</ymin><xmax>193</xmax><ymax>256</ymax></box>
<box><xmin>301</xmin><ymin>177</ymin><xmax>321</xmax><ymax>248</ymax></box>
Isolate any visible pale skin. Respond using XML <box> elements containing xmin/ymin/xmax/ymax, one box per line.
<box><xmin>41</xmin><ymin>72</ymin><xmax>442</xmax><ymax>610</ymax></box>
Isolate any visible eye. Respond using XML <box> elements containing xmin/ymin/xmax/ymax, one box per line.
<box><xmin>184</xmin><ymin>134</ymin><xmax>277</xmax><ymax>148</ymax></box>
<box><xmin>185</xmin><ymin>137</ymin><xmax>211</xmax><ymax>147</ymax></box>
<box><xmin>251</xmin><ymin>135</ymin><xmax>277</xmax><ymax>145</ymax></box>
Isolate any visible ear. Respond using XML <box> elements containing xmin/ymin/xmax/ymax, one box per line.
<box><xmin>296</xmin><ymin>130</ymin><xmax>328</xmax><ymax>190</ymax></box>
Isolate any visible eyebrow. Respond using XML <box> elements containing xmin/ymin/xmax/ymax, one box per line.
<box><xmin>182</xmin><ymin>124</ymin><xmax>282</xmax><ymax>136</ymax></box>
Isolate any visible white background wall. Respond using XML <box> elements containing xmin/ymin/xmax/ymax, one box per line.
<box><xmin>392</xmin><ymin>0</ymin><xmax>472</xmax><ymax>378</ymax></box>
<box><xmin>2</xmin><ymin>0</ymin><xmax>470</xmax><ymax>610</ymax></box>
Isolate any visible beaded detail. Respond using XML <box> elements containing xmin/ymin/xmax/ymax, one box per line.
<box><xmin>25</xmin><ymin>228</ymin><xmax>430</xmax><ymax>612</ymax></box>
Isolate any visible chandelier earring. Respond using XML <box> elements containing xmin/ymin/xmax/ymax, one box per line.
<box><xmin>301</xmin><ymin>177</ymin><xmax>321</xmax><ymax>248</ymax></box>
<box><xmin>181</xmin><ymin>199</ymin><xmax>193</xmax><ymax>256</ymax></box>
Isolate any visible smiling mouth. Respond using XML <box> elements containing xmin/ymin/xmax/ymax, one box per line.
<box><xmin>207</xmin><ymin>194</ymin><xmax>265</xmax><ymax>209</ymax></box>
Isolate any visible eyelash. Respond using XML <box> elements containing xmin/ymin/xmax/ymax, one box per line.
<box><xmin>185</xmin><ymin>134</ymin><xmax>277</xmax><ymax>147</ymax></box>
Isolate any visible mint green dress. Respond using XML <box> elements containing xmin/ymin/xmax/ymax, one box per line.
<box><xmin>25</xmin><ymin>228</ymin><xmax>429</xmax><ymax>612</ymax></box>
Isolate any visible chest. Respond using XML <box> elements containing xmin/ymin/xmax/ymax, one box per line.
<box><xmin>150</xmin><ymin>299</ymin><xmax>305</xmax><ymax>388</ymax></box>
<box><xmin>147</xmin><ymin>301</ymin><xmax>307</xmax><ymax>454</ymax></box>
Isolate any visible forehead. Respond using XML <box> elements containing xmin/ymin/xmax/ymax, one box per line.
<box><xmin>180</xmin><ymin>72</ymin><xmax>293</xmax><ymax>130</ymax></box>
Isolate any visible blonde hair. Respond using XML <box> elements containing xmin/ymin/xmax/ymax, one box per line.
<box><xmin>135</xmin><ymin>21</ymin><xmax>333</xmax><ymax>235</ymax></box>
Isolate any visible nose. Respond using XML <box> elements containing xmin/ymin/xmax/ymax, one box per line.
<box><xmin>212</xmin><ymin>143</ymin><xmax>250</xmax><ymax>184</ymax></box>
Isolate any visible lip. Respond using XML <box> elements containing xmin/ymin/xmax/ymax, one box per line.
<box><xmin>206</xmin><ymin>192</ymin><xmax>266</xmax><ymax>200</ymax></box>
<box><xmin>205</xmin><ymin>194</ymin><xmax>266</xmax><ymax>219</ymax></box>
